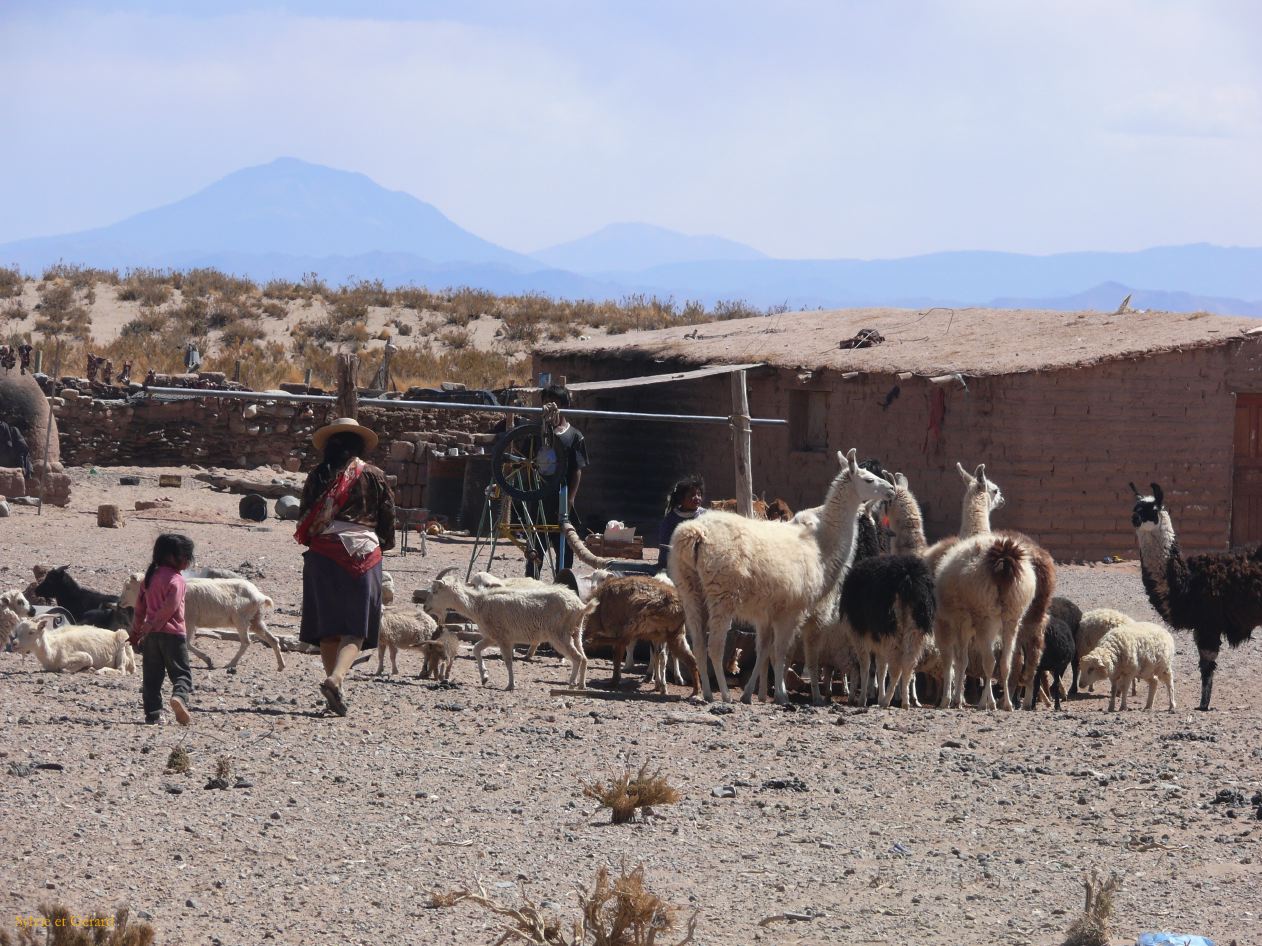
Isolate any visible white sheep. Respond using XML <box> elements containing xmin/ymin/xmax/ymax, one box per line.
<box><xmin>381</xmin><ymin>570</ymin><xmax>396</xmax><ymax>607</ymax></box>
<box><xmin>119</xmin><ymin>573</ymin><xmax>285</xmax><ymax>672</ymax></box>
<box><xmin>11</xmin><ymin>617</ymin><xmax>135</xmax><ymax>675</ymax></box>
<box><xmin>426</xmin><ymin>575</ymin><xmax>593</xmax><ymax>690</ymax></box>
<box><xmin>377</xmin><ymin>607</ymin><xmax>440</xmax><ymax>675</ymax></box>
<box><xmin>1078</xmin><ymin>620</ymin><xmax>1176</xmax><ymax>712</ymax></box>
<box><xmin>670</xmin><ymin>449</ymin><xmax>894</xmax><ymax>704</ymax></box>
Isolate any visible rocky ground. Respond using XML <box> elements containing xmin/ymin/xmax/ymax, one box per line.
<box><xmin>1</xmin><ymin>466</ymin><xmax>1260</xmax><ymax>946</ymax></box>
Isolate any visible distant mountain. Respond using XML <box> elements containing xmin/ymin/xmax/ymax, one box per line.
<box><xmin>990</xmin><ymin>281</ymin><xmax>1262</xmax><ymax>317</ymax></box>
<box><xmin>1</xmin><ymin>158</ymin><xmax>1260</xmax><ymax>317</ymax></box>
<box><xmin>615</xmin><ymin>246</ymin><xmax>1262</xmax><ymax>311</ymax></box>
<box><xmin>0</xmin><ymin>157</ymin><xmax>535</xmax><ymax>272</ymax></box>
<box><xmin>531</xmin><ymin>222</ymin><xmax>767</xmax><ymax>273</ymax></box>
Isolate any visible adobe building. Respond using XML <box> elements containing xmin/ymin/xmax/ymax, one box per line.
<box><xmin>535</xmin><ymin>306</ymin><xmax>1262</xmax><ymax>561</ymax></box>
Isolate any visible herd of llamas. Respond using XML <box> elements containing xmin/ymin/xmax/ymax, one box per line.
<box><xmin>3</xmin><ymin>449</ymin><xmax>1260</xmax><ymax>715</ymax></box>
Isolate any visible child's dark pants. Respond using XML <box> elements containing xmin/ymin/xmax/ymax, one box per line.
<box><xmin>142</xmin><ymin>633</ymin><xmax>192</xmax><ymax>721</ymax></box>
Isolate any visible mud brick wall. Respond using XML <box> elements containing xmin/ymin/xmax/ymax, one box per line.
<box><xmin>538</xmin><ymin>341</ymin><xmax>1262</xmax><ymax>561</ymax></box>
<box><xmin>53</xmin><ymin>392</ymin><xmax>501</xmax><ymax>509</ymax></box>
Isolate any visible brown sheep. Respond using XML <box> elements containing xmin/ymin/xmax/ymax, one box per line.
<box><xmin>583</xmin><ymin>576</ymin><xmax>700</xmax><ymax>696</ymax></box>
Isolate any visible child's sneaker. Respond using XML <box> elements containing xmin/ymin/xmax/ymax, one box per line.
<box><xmin>170</xmin><ymin>696</ymin><xmax>191</xmax><ymax>725</ymax></box>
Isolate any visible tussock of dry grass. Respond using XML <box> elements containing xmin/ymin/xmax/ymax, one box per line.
<box><xmin>1062</xmin><ymin>870</ymin><xmax>1123</xmax><ymax>946</ymax></box>
<box><xmin>164</xmin><ymin>745</ymin><xmax>190</xmax><ymax>775</ymax></box>
<box><xmin>0</xmin><ymin>903</ymin><xmax>155</xmax><ymax>946</ymax></box>
<box><xmin>582</xmin><ymin>764</ymin><xmax>680</xmax><ymax>825</ymax></box>
<box><xmin>429</xmin><ymin>863</ymin><xmax>695</xmax><ymax>946</ymax></box>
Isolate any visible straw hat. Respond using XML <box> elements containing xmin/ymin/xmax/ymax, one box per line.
<box><xmin>312</xmin><ymin>416</ymin><xmax>379</xmax><ymax>453</ymax></box>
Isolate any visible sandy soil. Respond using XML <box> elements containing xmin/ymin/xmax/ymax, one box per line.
<box><xmin>2</xmin><ymin>466</ymin><xmax>1260</xmax><ymax>946</ymax></box>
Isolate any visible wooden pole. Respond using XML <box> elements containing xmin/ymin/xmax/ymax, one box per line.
<box><xmin>730</xmin><ymin>369</ymin><xmax>754</xmax><ymax>517</ymax></box>
<box><xmin>335</xmin><ymin>353</ymin><xmax>358</xmax><ymax>419</ymax></box>
<box><xmin>36</xmin><ymin>338</ymin><xmax>63</xmax><ymax>516</ymax></box>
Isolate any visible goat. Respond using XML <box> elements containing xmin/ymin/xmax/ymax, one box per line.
<box><xmin>33</xmin><ymin>566</ymin><xmax>118</xmax><ymax>623</ymax></box>
<box><xmin>119</xmin><ymin>573</ymin><xmax>285</xmax><ymax>672</ymax></box>
<box><xmin>426</xmin><ymin>575</ymin><xmax>594</xmax><ymax>690</ymax></box>
<box><xmin>583</xmin><ymin>575</ymin><xmax>699</xmax><ymax>695</ymax></box>
<box><xmin>377</xmin><ymin>607</ymin><xmax>440</xmax><ymax>675</ymax></box>
<box><xmin>12</xmin><ymin>616</ymin><xmax>135</xmax><ymax>674</ymax></box>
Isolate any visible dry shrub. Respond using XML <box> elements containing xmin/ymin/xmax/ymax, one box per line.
<box><xmin>438</xmin><ymin>328</ymin><xmax>471</xmax><ymax>351</ymax></box>
<box><xmin>582</xmin><ymin>764</ymin><xmax>680</xmax><ymax>825</ymax></box>
<box><xmin>429</xmin><ymin>863</ymin><xmax>695</xmax><ymax>946</ymax></box>
<box><xmin>1062</xmin><ymin>870</ymin><xmax>1123</xmax><ymax>946</ymax></box>
<box><xmin>119</xmin><ymin>308</ymin><xmax>169</xmax><ymax>338</ymax></box>
<box><xmin>2</xmin><ymin>300</ymin><xmax>27</xmax><ymax>322</ymax></box>
<box><xmin>41</xmin><ymin>262</ymin><xmax>119</xmax><ymax>289</ymax></box>
<box><xmin>218</xmin><ymin>318</ymin><xmax>267</xmax><ymax>349</ymax></box>
<box><xmin>204</xmin><ymin>340</ymin><xmax>292</xmax><ymax>389</ymax></box>
<box><xmin>0</xmin><ymin>264</ymin><xmax>23</xmax><ymax>298</ymax></box>
<box><xmin>260</xmin><ymin>300</ymin><xmax>286</xmax><ymax>319</ymax></box>
<box><xmin>0</xmin><ymin>903</ymin><xmax>155</xmax><ymax>946</ymax></box>
<box><xmin>35</xmin><ymin>281</ymin><xmax>92</xmax><ymax>342</ymax></box>
<box><xmin>213</xmin><ymin>757</ymin><xmax>232</xmax><ymax>781</ymax></box>
<box><xmin>179</xmin><ymin>268</ymin><xmax>255</xmax><ymax>300</ymax></box>
<box><xmin>116</xmin><ymin>269</ymin><xmax>173</xmax><ymax>306</ymax></box>
<box><xmin>165</xmin><ymin>745</ymin><xmax>190</xmax><ymax>774</ymax></box>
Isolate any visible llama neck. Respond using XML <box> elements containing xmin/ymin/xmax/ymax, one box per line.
<box><xmin>890</xmin><ymin>489</ymin><xmax>928</xmax><ymax>554</ymax></box>
<box><xmin>959</xmin><ymin>489</ymin><xmax>991</xmax><ymax>537</ymax></box>
<box><xmin>812</xmin><ymin>473</ymin><xmax>864</xmax><ymax>592</ymax></box>
<box><xmin>1136</xmin><ymin>512</ymin><xmax>1181</xmax><ymax>622</ymax></box>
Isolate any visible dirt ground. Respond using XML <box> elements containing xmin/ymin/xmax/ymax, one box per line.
<box><xmin>2</xmin><ymin>465</ymin><xmax>1260</xmax><ymax>946</ymax></box>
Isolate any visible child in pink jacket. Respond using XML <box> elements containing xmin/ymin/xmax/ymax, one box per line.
<box><xmin>131</xmin><ymin>533</ymin><xmax>195</xmax><ymax>725</ymax></box>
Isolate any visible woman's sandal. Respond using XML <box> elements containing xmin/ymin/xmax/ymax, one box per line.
<box><xmin>319</xmin><ymin>679</ymin><xmax>348</xmax><ymax>717</ymax></box>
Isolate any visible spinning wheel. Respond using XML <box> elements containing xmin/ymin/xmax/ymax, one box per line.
<box><xmin>490</xmin><ymin>421</ymin><xmax>569</xmax><ymax>503</ymax></box>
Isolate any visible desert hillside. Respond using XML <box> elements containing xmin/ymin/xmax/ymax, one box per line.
<box><xmin>0</xmin><ymin>264</ymin><xmax>775</xmax><ymax>391</ymax></box>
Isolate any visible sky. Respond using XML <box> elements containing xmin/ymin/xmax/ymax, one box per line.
<box><xmin>1</xmin><ymin>0</ymin><xmax>1260</xmax><ymax>258</ymax></box>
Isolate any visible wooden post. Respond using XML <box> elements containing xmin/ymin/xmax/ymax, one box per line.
<box><xmin>34</xmin><ymin>349</ymin><xmax>43</xmax><ymax>374</ymax></box>
<box><xmin>36</xmin><ymin>338</ymin><xmax>63</xmax><ymax>516</ymax></box>
<box><xmin>233</xmin><ymin>359</ymin><xmax>241</xmax><ymax>383</ymax></box>
<box><xmin>335</xmin><ymin>353</ymin><xmax>358</xmax><ymax>419</ymax></box>
<box><xmin>730</xmin><ymin>369</ymin><xmax>754</xmax><ymax>517</ymax></box>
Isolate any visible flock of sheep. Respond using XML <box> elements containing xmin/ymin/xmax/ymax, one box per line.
<box><xmin>5</xmin><ymin>445</ymin><xmax>1233</xmax><ymax>718</ymax></box>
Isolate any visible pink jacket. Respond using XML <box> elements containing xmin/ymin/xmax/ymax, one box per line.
<box><xmin>132</xmin><ymin>566</ymin><xmax>188</xmax><ymax>639</ymax></box>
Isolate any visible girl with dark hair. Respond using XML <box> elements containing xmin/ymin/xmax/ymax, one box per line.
<box><xmin>657</xmin><ymin>475</ymin><xmax>705</xmax><ymax>571</ymax></box>
<box><xmin>295</xmin><ymin>417</ymin><xmax>396</xmax><ymax>717</ymax></box>
<box><xmin>130</xmin><ymin>533</ymin><xmax>196</xmax><ymax>725</ymax></box>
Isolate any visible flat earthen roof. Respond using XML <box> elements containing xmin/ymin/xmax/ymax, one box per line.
<box><xmin>538</xmin><ymin>306</ymin><xmax>1262</xmax><ymax>377</ymax></box>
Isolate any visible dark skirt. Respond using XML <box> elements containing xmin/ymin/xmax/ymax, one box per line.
<box><xmin>299</xmin><ymin>551</ymin><xmax>382</xmax><ymax>650</ymax></box>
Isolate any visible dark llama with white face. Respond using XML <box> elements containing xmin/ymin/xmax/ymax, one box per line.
<box><xmin>1130</xmin><ymin>481</ymin><xmax>1262</xmax><ymax>711</ymax></box>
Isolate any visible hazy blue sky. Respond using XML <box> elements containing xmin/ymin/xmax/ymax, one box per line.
<box><xmin>2</xmin><ymin>0</ymin><xmax>1260</xmax><ymax>257</ymax></box>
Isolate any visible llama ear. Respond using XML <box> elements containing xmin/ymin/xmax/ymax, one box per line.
<box><xmin>956</xmin><ymin>462</ymin><xmax>973</xmax><ymax>485</ymax></box>
<box><xmin>895</xmin><ymin>472</ymin><xmax>908</xmax><ymax>489</ymax></box>
<box><xmin>974</xmin><ymin>464</ymin><xmax>986</xmax><ymax>483</ymax></box>
<box><xmin>881</xmin><ymin>470</ymin><xmax>896</xmax><ymax>485</ymax></box>
<box><xmin>1129</xmin><ymin>481</ymin><xmax>1141</xmax><ymax>498</ymax></box>
<box><xmin>845</xmin><ymin>448</ymin><xmax>858</xmax><ymax>471</ymax></box>
<box><xmin>1151</xmin><ymin>483</ymin><xmax>1164</xmax><ymax>507</ymax></box>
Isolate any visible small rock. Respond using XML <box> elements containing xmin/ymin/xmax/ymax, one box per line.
<box><xmin>709</xmin><ymin>704</ymin><xmax>735</xmax><ymax>715</ymax></box>
<box><xmin>34</xmin><ymin>762</ymin><xmax>64</xmax><ymax>771</ymax></box>
<box><xmin>7</xmin><ymin>762</ymin><xmax>32</xmax><ymax>778</ymax></box>
<box><xmin>762</xmin><ymin>776</ymin><xmax>808</xmax><ymax>792</ymax></box>
<box><xmin>270</xmin><ymin>811</ymin><xmax>281</xmax><ymax>820</ymax></box>
<box><xmin>712</xmin><ymin>785</ymin><xmax>737</xmax><ymax>798</ymax></box>
<box><xmin>233</xmin><ymin>778</ymin><xmax>254</xmax><ymax>789</ymax></box>
<box><xmin>185</xmin><ymin>899</ymin><xmax>198</xmax><ymax>909</ymax></box>
<box><xmin>165</xmin><ymin>785</ymin><xmax>184</xmax><ymax>795</ymax></box>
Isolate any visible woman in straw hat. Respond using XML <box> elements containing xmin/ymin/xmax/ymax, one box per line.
<box><xmin>295</xmin><ymin>416</ymin><xmax>396</xmax><ymax>716</ymax></box>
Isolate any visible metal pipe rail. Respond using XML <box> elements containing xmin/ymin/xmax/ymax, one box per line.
<box><xmin>139</xmin><ymin>385</ymin><xmax>788</xmax><ymax>427</ymax></box>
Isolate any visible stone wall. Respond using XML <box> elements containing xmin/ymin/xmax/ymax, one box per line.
<box><xmin>52</xmin><ymin>392</ymin><xmax>503</xmax><ymax>511</ymax></box>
